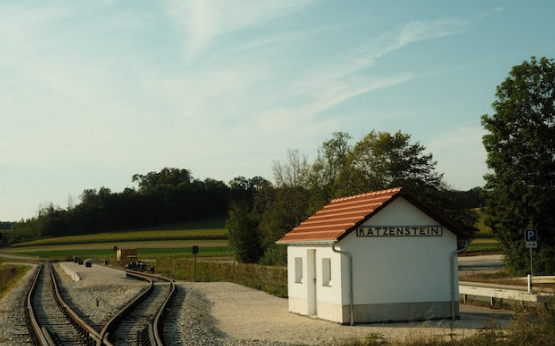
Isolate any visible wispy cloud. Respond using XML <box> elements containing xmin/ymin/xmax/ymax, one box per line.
<box><xmin>360</xmin><ymin>18</ymin><xmax>468</xmax><ymax>65</ymax></box>
<box><xmin>163</xmin><ymin>0</ymin><xmax>316</xmax><ymax>59</ymax></box>
<box><xmin>256</xmin><ymin>18</ymin><xmax>467</xmax><ymax>118</ymax></box>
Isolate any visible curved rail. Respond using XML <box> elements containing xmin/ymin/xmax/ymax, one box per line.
<box><xmin>49</xmin><ymin>263</ymin><xmax>103</xmax><ymax>344</ymax></box>
<box><xmin>100</xmin><ymin>270</ymin><xmax>176</xmax><ymax>346</ymax></box>
<box><xmin>25</xmin><ymin>264</ymin><xmax>50</xmax><ymax>346</ymax></box>
<box><xmin>25</xmin><ymin>263</ymin><xmax>176</xmax><ymax>346</ymax></box>
<box><xmin>153</xmin><ymin>277</ymin><xmax>176</xmax><ymax>345</ymax></box>
<box><xmin>26</xmin><ymin>263</ymin><xmax>102</xmax><ymax>345</ymax></box>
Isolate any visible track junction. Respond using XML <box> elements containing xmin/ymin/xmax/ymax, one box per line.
<box><xmin>25</xmin><ymin>262</ymin><xmax>176</xmax><ymax>346</ymax></box>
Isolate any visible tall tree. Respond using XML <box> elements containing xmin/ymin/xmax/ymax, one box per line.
<box><xmin>482</xmin><ymin>57</ymin><xmax>555</xmax><ymax>274</ymax></box>
<box><xmin>226</xmin><ymin>200</ymin><xmax>264</xmax><ymax>263</ymax></box>
<box><xmin>226</xmin><ymin>176</ymin><xmax>273</xmax><ymax>263</ymax></box>
<box><xmin>272</xmin><ymin>149</ymin><xmax>310</xmax><ymax>188</ymax></box>
<box><xmin>308</xmin><ymin>131</ymin><xmax>352</xmax><ymax>212</ymax></box>
<box><xmin>334</xmin><ymin>130</ymin><xmax>476</xmax><ymax>236</ymax></box>
<box><xmin>336</xmin><ymin>130</ymin><xmax>443</xmax><ymax>197</ymax></box>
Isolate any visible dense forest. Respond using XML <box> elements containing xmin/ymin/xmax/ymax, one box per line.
<box><xmin>0</xmin><ymin>130</ymin><xmax>485</xmax><ymax>252</ymax></box>
<box><xmin>1</xmin><ymin>168</ymin><xmax>231</xmax><ymax>245</ymax></box>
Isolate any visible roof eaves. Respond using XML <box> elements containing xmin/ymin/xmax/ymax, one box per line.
<box><xmin>276</xmin><ymin>239</ymin><xmax>336</xmax><ymax>245</ymax></box>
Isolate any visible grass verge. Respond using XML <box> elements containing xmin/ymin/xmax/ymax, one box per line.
<box><xmin>334</xmin><ymin>299</ymin><xmax>555</xmax><ymax>346</ymax></box>
<box><xmin>0</xmin><ymin>262</ymin><xmax>31</xmax><ymax>301</ymax></box>
<box><xmin>154</xmin><ymin>257</ymin><xmax>288</xmax><ymax>298</ymax></box>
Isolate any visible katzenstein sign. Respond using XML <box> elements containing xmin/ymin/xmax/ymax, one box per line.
<box><xmin>357</xmin><ymin>226</ymin><xmax>443</xmax><ymax>237</ymax></box>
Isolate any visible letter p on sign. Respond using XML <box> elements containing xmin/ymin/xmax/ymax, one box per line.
<box><xmin>525</xmin><ymin>229</ymin><xmax>537</xmax><ymax>248</ymax></box>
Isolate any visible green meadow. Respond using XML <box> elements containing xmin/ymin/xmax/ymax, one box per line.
<box><xmin>8</xmin><ymin>246</ymin><xmax>232</xmax><ymax>260</ymax></box>
<box><xmin>2</xmin><ymin>217</ymin><xmax>232</xmax><ymax>261</ymax></box>
<box><xmin>466</xmin><ymin>238</ymin><xmax>501</xmax><ymax>254</ymax></box>
<box><xmin>11</xmin><ymin>228</ymin><xmax>227</xmax><ymax>247</ymax></box>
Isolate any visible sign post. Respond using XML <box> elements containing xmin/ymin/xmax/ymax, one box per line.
<box><xmin>192</xmin><ymin>245</ymin><xmax>199</xmax><ymax>282</ymax></box>
<box><xmin>525</xmin><ymin>229</ymin><xmax>537</xmax><ymax>293</ymax></box>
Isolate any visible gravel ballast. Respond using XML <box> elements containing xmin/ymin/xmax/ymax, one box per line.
<box><xmin>0</xmin><ymin>262</ymin><xmax>512</xmax><ymax>346</ymax></box>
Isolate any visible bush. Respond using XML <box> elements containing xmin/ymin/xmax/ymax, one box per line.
<box><xmin>259</xmin><ymin>245</ymin><xmax>287</xmax><ymax>266</ymax></box>
<box><xmin>154</xmin><ymin>258</ymin><xmax>288</xmax><ymax>297</ymax></box>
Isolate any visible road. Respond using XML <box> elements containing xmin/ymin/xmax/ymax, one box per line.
<box><xmin>458</xmin><ymin>254</ymin><xmax>504</xmax><ymax>274</ymax></box>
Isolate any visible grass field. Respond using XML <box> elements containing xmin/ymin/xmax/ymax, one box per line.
<box><xmin>1</xmin><ymin>217</ymin><xmax>231</xmax><ymax>262</ymax></box>
<box><xmin>466</xmin><ymin>238</ymin><xmax>501</xmax><ymax>254</ymax></box>
<box><xmin>11</xmin><ymin>228</ymin><xmax>227</xmax><ymax>248</ymax></box>
<box><xmin>8</xmin><ymin>246</ymin><xmax>233</xmax><ymax>260</ymax></box>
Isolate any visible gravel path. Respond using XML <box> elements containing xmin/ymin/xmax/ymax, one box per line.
<box><xmin>181</xmin><ymin>282</ymin><xmax>513</xmax><ymax>345</ymax></box>
<box><xmin>0</xmin><ymin>262</ymin><xmax>513</xmax><ymax>346</ymax></box>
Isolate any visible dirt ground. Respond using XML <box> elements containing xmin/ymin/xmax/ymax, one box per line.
<box><xmin>182</xmin><ymin>281</ymin><xmax>514</xmax><ymax>345</ymax></box>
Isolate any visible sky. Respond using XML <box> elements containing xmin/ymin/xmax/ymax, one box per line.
<box><xmin>1</xmin><ymin>1</ymin><xmax>555</xmax><ymax>221</ymax></box>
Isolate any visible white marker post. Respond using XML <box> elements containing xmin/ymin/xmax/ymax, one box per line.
<box><xmin>525</xmin><ymin>229</ymin><xmax>538</xmax><ymax>293</ymax></box>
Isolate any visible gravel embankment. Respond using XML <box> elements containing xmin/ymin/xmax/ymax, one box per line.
<box><xmin>0</xmin><ymin>263</ymin><xmax>38</xmax><ymax>345</ymax></box>
<box><xmin>1</xmin><ymin>261</ymin><xmax>513</xmax><ymax>346</ymax></box>
<box><xmin>56</xmin><ymin>262</ymin><xmax>148</xmax><ymax>328</ymax></box>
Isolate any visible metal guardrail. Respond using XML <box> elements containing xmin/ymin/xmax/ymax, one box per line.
<box><xmin>459</xmin><ymin>281</ymin><xmax>553</xmax><ymax>306</ymax></box>
<box><xmin>516</xmin><ymin>276</ymin><xmax>555</xmax><ymax>284</ymax></box>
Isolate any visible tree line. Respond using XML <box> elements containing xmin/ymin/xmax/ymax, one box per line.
<box><xmin>1</xmin><ymin>135</ymin><xmax>483</xmax><ymax>249</ymax></box>
<box><xmin>3</xmin><ymin>168</ymin><xmax>230</xmax><ymax>244</ymax></box>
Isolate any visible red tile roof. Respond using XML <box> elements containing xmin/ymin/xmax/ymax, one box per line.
<box><xmin>277</xmin><ymin>187</ymin><xmax>467</xmax><ymax>243</ymax></box>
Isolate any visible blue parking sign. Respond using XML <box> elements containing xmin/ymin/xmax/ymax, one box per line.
<box><xmin>525</xmin><ymin>229</ymin><xmax>537</xmax><ymax>242</ymax></box>
<box><xmin>525</xmin><ymin>229</ymin><xmax>537</xmax><ymax>248</ymax></box>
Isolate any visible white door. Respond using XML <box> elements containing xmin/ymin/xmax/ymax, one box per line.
<box><xmin>307</xmin><ymin>249</ymin><xmax>317</xmax><ymax>315</ymax></box>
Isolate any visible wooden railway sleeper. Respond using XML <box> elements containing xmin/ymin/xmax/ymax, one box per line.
<box><xmin>137</xmin><ymin>326</ymin><xmax>152</xmax><ymax>346</ymax></box>
<box><xmin>48</xmin><ymin>264</ymin><xmax>102</xmax><ymax>345</ymax></box>
<box><xmin>43</xmin><ymin>327</ymin><xmax>62</xmax><ymax>346</ymax></box>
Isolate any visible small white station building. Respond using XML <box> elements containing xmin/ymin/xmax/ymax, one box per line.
<box><xmin>277</xmin><ymin>187</ymin><xmax>468</xmax><ymax>324</ymax></box>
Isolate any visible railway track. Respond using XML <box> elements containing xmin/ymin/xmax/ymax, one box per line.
<box><xmin>27</xmin><ymin>263</ymin><xmax>100</xmax><ymax>345</ymax></box>
<box><xmin>25</xmin><ymin>263</ymin><xmax>177</xmax><ymax>346</ymax></box>
<box><xmin>99</xmin><ymin>271</ymin><xmax>176</xmax><ymax>346</ymax></box>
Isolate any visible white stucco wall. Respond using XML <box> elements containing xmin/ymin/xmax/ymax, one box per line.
<box><xmin>286</xmin><ymin>244</ymin><xmax>344</xmax><ymax>319</ymax></box>
<box><xmin>340</xmin><ymin>197</ymin><xmax>458</xmax><ymax>305</ymax></box>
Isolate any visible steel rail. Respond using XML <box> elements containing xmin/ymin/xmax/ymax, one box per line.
<box><xmin>49</xmin><ymin>263</ymin><xmax>103</xmax><ymax>345</ymax></box>
<box><xmin>136</xmin><ymin>272</ymin><xmax>177</xmax><ymax>346</ymax></box>
<box><xmin>99</xmin><ymin>270</ymin><xmax>176</xmax><ymax>346</ymax></box>
<box><xmin>26</xmin><ymin>263</ymin><xmax>102</xmax><ymax>346</ymax></box>
<box><xmin>25</xmin><ymin>264</ymin><xmax>50</xmax><ymax>346</ymax></box>
<box><xmin>26</xmin><ymin>263</ymin><xmax>176</xmax><ymax>346</ymax></box>
<box><xmin>153</xmin><ymin>278</ymin><xmax>176</xmax><ymax>346</ymax></box>
<box><xmin>99</xmin><ymin>271</ymin><xmax>155</xmax><ymax>346</ymax></box>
